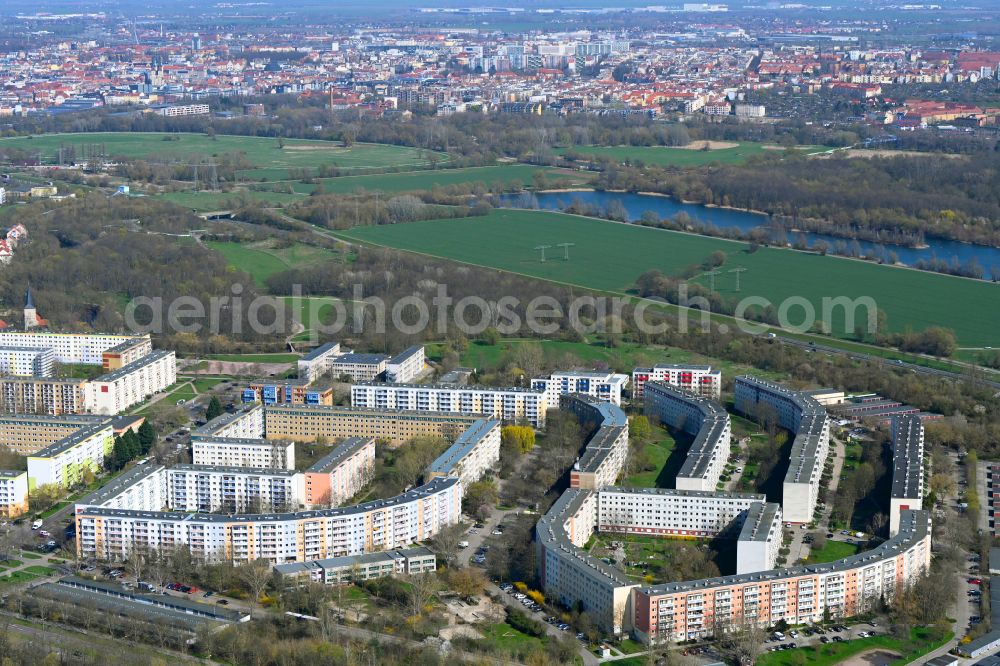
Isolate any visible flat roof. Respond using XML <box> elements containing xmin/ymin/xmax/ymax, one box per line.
<box><xmin>355</xmin><ymin>381</ymin><xmax>545</xmax><ymax>395</ymax></box>
<box><xmin>52</xmin><ymin>576</ymin><xmax>245</xmax><ymax>622</ymax></box>
<box><xmin>306</xmin><ymin>437</ymin><xmax>375</xmax><ymax>474</ymax></box>
<box><xmin>92</xmin><ymin>349</ymin><xmax>174</xmax><ymax>383</ymax></box>
<box><xmin>76</xmin><ymin>464</ymin><xmax>165</xmax><ymax>507</ymax></box>
<box><xmin>194</xmin><ymin>404</ymin><xmax>261</xmax><ymax>437</ymax></box>
<box><xmin>31</xmin><ymin>421</ymin><xmax>113</xmax><ymax>459</ymax></box>
<box><xmin>300</xmin><ymin>341</ymin><xmax>341</xmax><ymax>362</ymax></box>
<box><xmin>388</xmin><ymin>346</ymin><xmax>423</xmax><ymax>364</ymax></box>
<box><xmin>641</xmin><ymin>509</ymin><xmax>930</xmax><ymax>596</ymax></box>
<box><xmin>0</xmin><ymin>469</ymin><xmax>26</xmax><ymax>479</ymax></box>
<box><xmin>738</xmin><ymin>502</ymin><xmax>782</xmax><ymax>543</ymax></box>
<box><xmin>426</xmin><ymin>419</ymin><xmax>499</xmax><ymax>475</ymax></box>
<box><xmin>169</xmin><ymin>464</ymin><xmax>299</xmax><ymax>477</ymax></box>
<box><xmin>332</xmin><ymin>353</ymin><xmax>388</xmax><ymax>365</ymax></box>
<box><xmin>275</xmin><ymin>546</ymin><xmax>435</xmax><ymax>575</ymax></box>
<box><xmin>77</xmin><ymin>476</ymin><xmax>460</xmax><ymax>524</ymax></box>
<box><xmin>891</xmin><ymin>415</ymin><xmax>924</xmax><ymax>500</ymax></box>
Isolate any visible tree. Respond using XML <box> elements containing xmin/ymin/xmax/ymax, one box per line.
<box><xmin>446</xmin><ymin>567</ymin><xmax>486</xmax><ymax>598</ymax></box>
<box><xmin>463</xmin><ymin>480</ymin><xmax>499</xmax><ymax>521</ymax></box>
<box><xmin>238</xmin><ymin>558</ymin><xmax>272</xmax><ymax>620</ymax></box>
<box><xmin>630</xmin><ymin>415</ymin><xmax>653</xmax><ymax>441</ymax></box>
<box><xmin>407</xmin><ymin>572</ymin><xmax>438</xmax><ymax>618</ymax></box>
<box><xmin>205</xmin><ymin>396</ymin><xmax>223</xmax><ymax>422</ymax></box>
<box><xmin>502</xmin><ymin>425</ymin><xmax>536</xmax><ymax>454</ymax></box>
<box><xmin>137</xmin><ymin>421</ymin><xmax>157</xmax><ymax>454</ymax></box>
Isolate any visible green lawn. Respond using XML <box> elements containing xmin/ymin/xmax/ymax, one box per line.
<box><xmin>806</xmin><ymin>540</ymin><xmax>860</xmax><ymax>564</ymax></box>
<box><xmin>160</xmin><ymin>189</ymin><xmax>306</xmax><ymax>212</ymax></box>
<box><xmin>205</xmin><ymin>240</ymin><xmax>338</xmax><ymax>287</ymax></box>
<box><xmin>338</xmin><ymin>209</ymin><xmax>1000</xmax><ymax>346</ymax></box>
<box><xmin>622</xmin><ymin>428</ymin><xmax>679</xmax><ymax>488</ymax></box>
<box><xmin>0</xmin><ymin>571</ymin><xmax>37</xmax><ymax>586</ymax></box>
<box><xmin>18</xmin><ymin>551</ymin><xmax>42</xmax><ymax>560</ymax></box>
<box><xmin>23</xmin><ymin>565</ymin><xmax>56</xmax><ymax>576</ymax></box>
<box><xmin>192</xmin><ymin>378</ymin><xmax>222</xmax><ymax>393</ymax></box>
<box><xmin>0</xmin><ymin>133</ymin><xmax>445</xmax><ymax>179</ymax></box>
<box><xmin>292</xmin><ymin>165</ymin><xmax>592</xmax><ymax>195</ymax></box>
<box><xmin>557</xmin><ymin>142</ymin><xmax>824</xmax><ymax>167</ymax></box>
<box><xmin>476</xmin><ymin>622</ymin><xmax>545</xmax><ymax>650</ymax></box>
<box><xmin>281</xmin><ymin>296</ymin><xmax>349</xmax><ymax>330</ymax></box>
<box><xmin>757</xmin><ymin>627</ymin><xmax>951</xmax><ymax>666</ymax></box>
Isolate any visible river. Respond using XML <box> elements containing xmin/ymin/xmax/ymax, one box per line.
<box><xmin>500</xmin><ymin>190</ymin><xmax>1000</xmax><ymax>280</ymax></box>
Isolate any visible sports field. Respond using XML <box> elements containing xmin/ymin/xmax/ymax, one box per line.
<box><xmin>0</xmin><ymin>132</ymin><xmax>445</xmax><ymax>179</ymax></box>
<box><xmin>291</xmin><ymin>164</ymin><xmax>593</xmax><ymax>195</ymax></box>
<box><xmin>337</xmin><ymin>209</ymin><xmax>1000</xmax><ymax>346</ymax></box>
<box><xmin>557</xmin><ymin>142</ymin><xmax>825</xmax><ymax>167</ymax></box>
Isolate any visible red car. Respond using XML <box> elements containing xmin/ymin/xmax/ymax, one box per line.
<box><xmin>969</xmin><ymin>578</ymin><xmax>982</xmax><ymax>585</ymax></box>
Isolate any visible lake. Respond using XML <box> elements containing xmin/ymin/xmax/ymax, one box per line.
<box><xmin>501</xmin><ymin>190</ymin><xmax>1000</xmax><ymax>280</ymax></box>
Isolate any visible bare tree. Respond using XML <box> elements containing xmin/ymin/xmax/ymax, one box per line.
<box><xmin>238</xmin><ymin>558</ymin><xmax>272</xmax><ymax>619</ymax></box>
<box><xmin>407</xmin><ymin>572</ymin><xmax>439</xmax><ymax>618</ymax></box>
<box><xmin>715</xmin><ymin>611</ymin><xmax>767</xmax><ymax>666</ymax></box>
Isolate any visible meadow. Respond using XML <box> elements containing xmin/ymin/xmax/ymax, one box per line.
<box><xmin>0</xmin><ymin>132</ymin><xmax>444</xmax><ymax>179</ymax></box>
<box><xmin>338</xmin><ymin>209</ymin><xmax>1000</xmax><ymax>346</ymax></box>
<box><xmin>557</xmin><ymin>142</ymin><xmax>826</xmax><ymax>167</ymax></box>
<box><xmin>291</xmin><ymin>164</ymin><xmax>592</xmax><ymax>195</ymax></box>
<box><xmin>204</xmin><ymin>240</ymin><xmax>339</xmax><ymax>287</ymax></box>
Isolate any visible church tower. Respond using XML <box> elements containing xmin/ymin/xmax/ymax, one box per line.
<box><xmin>23</xmin><ymin>285</ymin><xmax>38</xmax><ymax>329</ymax></box>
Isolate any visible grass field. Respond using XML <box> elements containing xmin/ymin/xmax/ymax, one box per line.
<box><xmin>203</xmin><ymin>353</ymin><xmax>300</xmax><ymax>363</ymax></box>
<box><xmin>160</xmin><ymin>188</ymin><xmax>306</xmax><ymax>212</ymax></box>
<box><xmin>622</xmin><ymin>428</ymin><xmax>680</xmax><ymax>488</ymax></box>
<box><xmin>557</xmin><ymin>143</ymin><xmax>825</xmax><ymax>167</ymax></box>
<box><xmin>0</xmin><ymin>133</ymin><xmax>444</xmax><ymax>179</ymax></box>
<box><xmin>292</xmin><ymin>164</ymin><xmax>593</xmax><ymax>195</ymax></box>
<box><xmin>806</xmin><ymin>540</ymin><xmax>860</xmax><ymax>564</ymax></box>
<box><xmin>205</xmin><ymin>240</ymin><xmax>338</xmax><ymax>287</ymax></box>
<box><xmin>338</xmin><ymin>209</ymin><xmax>1000</xmax><ymax>346</ymax></box>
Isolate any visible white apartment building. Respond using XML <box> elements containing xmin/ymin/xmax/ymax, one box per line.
<box><xmin>0</xmin><ymin>331</ymin><xmax>149</xmax><ymax>365</ymax></box>
<box><xmin>167</xmin><ymin>465</ymin><xmax>303</xmax><ymax>513</ymax></box>
<box><xmin>153</xmin><ymin>103</ymin><xmax>210</xmax><ymax>117</ymax></box>
<box><xmin>735</xmin><ymin>376</ymin><xmax>831</xmax><ymax>523</ymax></box>
<box><xmin>598</xmin><ymin>487</ymin><xmax>768</xmax><ymax>538</ymax></box>
<box><xmin>191</xmin><ymin>436</ymin><xmax>295</xmax><ymax>470</ymax></box>
<box><xmin>86</xmin><ymin>350</ymin><xmax>177</xmax><ymax>414</ymax></box>
<box><xmin>386</xmin><ymin>346</ymin><xmax>425</xmax><ymax>383</ymax></box>
<box><xmin>27</xmin><ymin>422</ymin><xmax>114</xmax><ymax>488</ymax></box>
<box><xmin>890</xmin><ymin>415</ymin><xmax>924</xmax><ymax>536</ymax></box>
<box><xmin>632</xmin><ymin>365</ymin><xmax>721</xmax><ymax>400</ymax></box>
<box><xmin>531</xmin><ymin>370</ymin><xmax>629</xmax><ymax>408</ymax></box>
<box><xmin>561</xmin><ymin>394</ymin><xmax>630</xmax><ymax>491</ymax></box>
<box><xmin>0</xmin><ymin>470</ymin><xmax>28</xmax><ymax>518</ymax></box>
<box><xmin>351</xmin><ymin>382</ymin><xmax>547</xmax><ymax>428</ymax></box>
<box><xmin>198</xmin><ymin>404</ymin><xmax>265</xmax><ymax>439</ymax></box>
<box><xmin>76</xmin><ymin>476</ymin><xmax>463</xmax><ymax>564</ymax></box>
<box><xmin>0</xmin><ymin>346</ymin><xmax>54</xmax><ymax>377</ymax></box>
<box><xmin>643</xmin><ymin>382</ymin><xmax>731</xmax><ymax>492</ymax></box>
<box><xmin>425</xmin><ymin>419</ymin><xmax>501</xmax><ymax>486</ymax></box>
<box><xmin>298</xmin><ymin>342</ymin><xmax>342</xmax><ymax>383</ymax></box>
<box><xmin>274</xmin><ymin>546</ymin><xmax>437</xmax><ymax>585</ymax></box>
<box><xmin>735</xmin><ymin>502</ymin><xmax>783</xmax><ymax>574</ymax></box>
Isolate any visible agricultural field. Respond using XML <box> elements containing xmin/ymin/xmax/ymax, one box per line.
<box><xmin>556</xmin><ymin>142</ymin><xmax>826</xmax><ymax>167</ymax></box>
<box><xmin>204</xmin><ymin>240</ymin><xmax>339</xmax><ymax>287</ymax></box>
<box><xmin>292</xmin><ymin>164</ymin><xmax>593</xmax><ymax>195</ymax></box>
<box><xmin>0</xmin><ymin>132</ymin><xmax>445</xmax><ymax>179</ymax></box>
<box><xmin>339</xmin><ymin>209</ymin><xmax>1000</xmax><ymax>346</ymax></box>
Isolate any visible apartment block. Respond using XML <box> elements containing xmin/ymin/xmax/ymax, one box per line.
<box><xmin>242</xmin><ymin>379</ymin><xmax>334</xmax><ymax>406</ymax></box>
<box><xmin>734</xmin><ymin>376</ymin><xmax>831</xmax><ymax>523</ymax></box>
<box><xmin>85</xmin><ymin>350</ymin><xmax>177</xmax><ymax>415</ymax></box>
<box><xmin>351</xmin><ymin>382</ymin><xmax>547</xmax><ymax>428</ymax></box>
<box><xmin>889</xmin><ymin>415</ymin><xmax>924</xmax><ymax>536</ymax></box>
<box><xmin>598</xmin><ymin>487</ymin><xmax>768</xmax><ymax>538</ymax></box>
<box><xmin>736</xmin><ymin>502</ymin><xmax>783</xmax><ymax>574</ymax></box>
<box><xmin>167</xmin><ymin>465</ymin><xmax>303</xmax><ymax>513</ymax></box>
<box><xmin>0</xmin><ymin>346</ymin><xmax>54</xmax><ymax>376</ymax></box>
<box><xmin>264</xmin><ymin>404</ymin><xmax>480</xmax><ymax>446</ymax></box>
<box><xmin>386</xmin><ymin>346</ymin><xmax>425</xmax><ymax>383</ymax></box>
<box><xmin>0</xmin><ymin>470</ymin><xmax>28</xmax><ymax>518</ymax></box>
<box><xmin>0</xmin><ymin>376</ymin><xmax>88</xmax><ymax>415</ymax></box>
<box><xmin>76</xmin><ymin>476</ymin><xmax>463</xmax><ymax>564</ymax></box>
<box><xmin>304</xmin><ymin>437</ymin><xmax>376</xmax><ymax>508</ymax></box>
<box><xmin>197</xmin><ymin>405</ymin><xmax>265</xmax><ymax>440</ymax></box>
<box><xmin>101</xmin><ymin>337</ymin><xmax>154</xmax><ymax>371</ymax></box>
<box><xmin>633</xmin><ymin>511</ymin><xmax>931</xmax><ymax>643</ymax></box>
<box><xmin>425</xmin><ymin>419</ymin><xmax>501</xmax><ymax>486</ymax></box>
<box><xmin>27</xmin><ymin>421</ymin><xmax>115</xmax><ymax>488</ymax></box>
<box><xmin>274</xmin><ymin>546</ymin><xmax>437</xmax><ymax>585</ymax></box>
<box><xmin>643</xmin><ymin>382</ymin><xmax>731</xmax><ymax>492</ymax></box>
<box><xmin>0</xmin><ymin>414</ymin><xmax>105</xmax><ymax>456</ymax></box>
<box><xmin>632</xmin><ymin>365</ymin><xmax>722</xmax><ymax>400</ymax></box>
<box><xmin>0</xmin><ymin>331</ymin><xmax>149</xmax><ymax>365</ymax></box>
<box><xmin>191</xmin><ymin>436</ymin><xmax>295</xmax><ymax>470</ymax></box>
<box><xmin>532</xmin><ymin>370</ymin><xmax>629</xmax><ymax>408</ymax></box>
<box><xmin>562</xmin><ymin>394</ymin><xmax>629</xmax><ymax>491</ymax></box>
